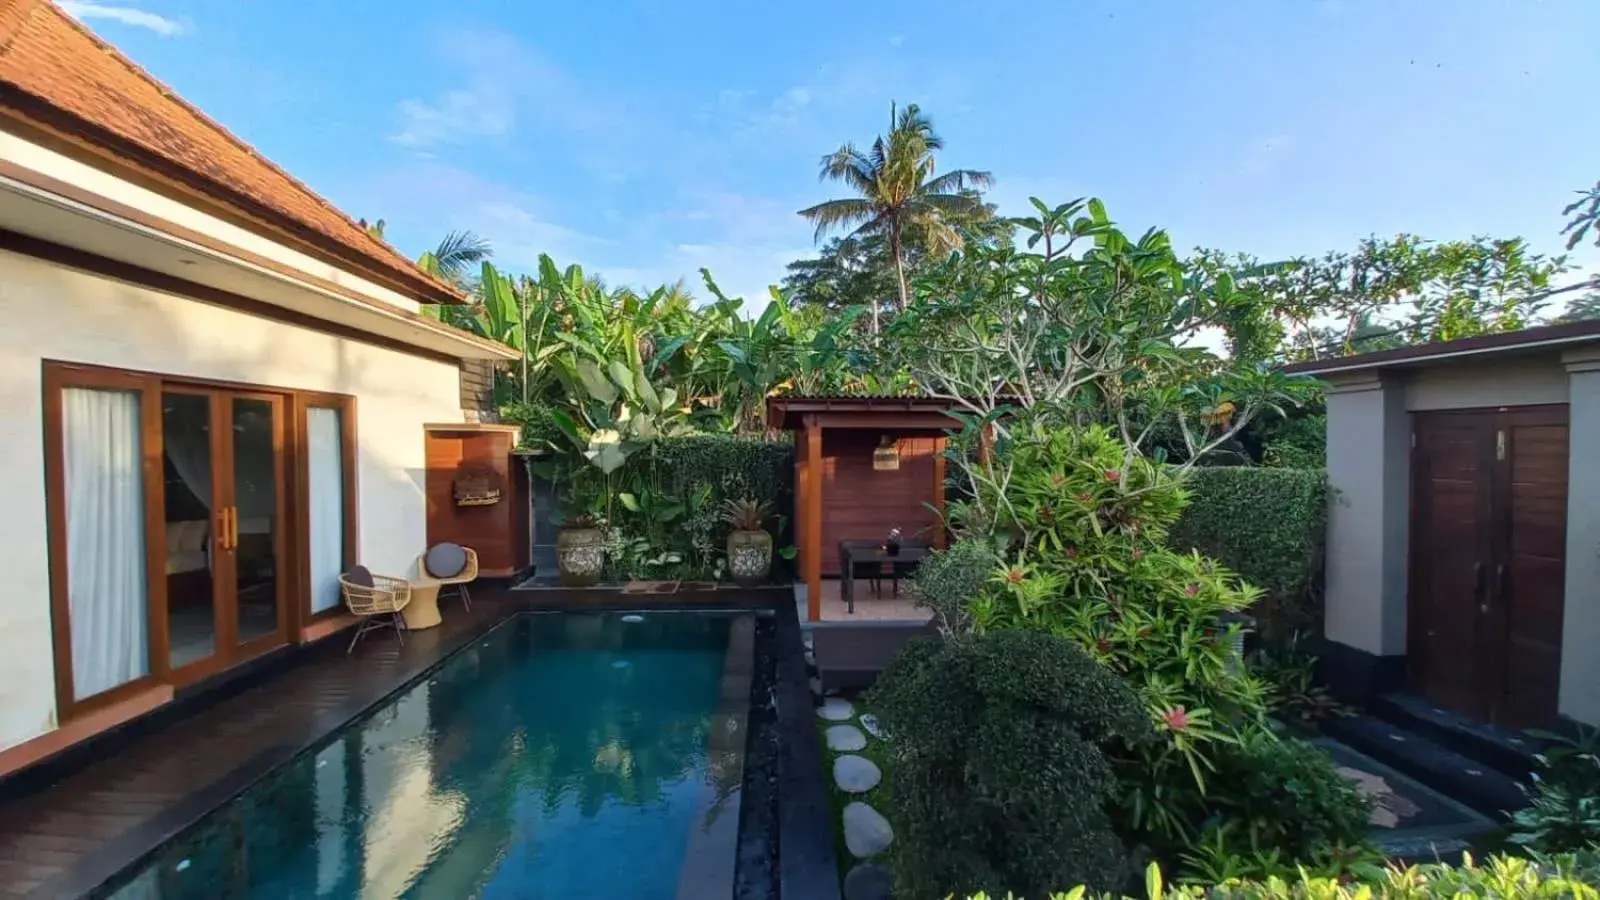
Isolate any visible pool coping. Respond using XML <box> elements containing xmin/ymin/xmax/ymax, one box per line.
<box><xmin>23</xmin><ymin>589</ymin><xmax>837</xmax><ymax>900</ymax></box>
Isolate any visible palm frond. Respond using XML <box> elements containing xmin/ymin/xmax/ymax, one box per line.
<box><xmin>924</xmin><ymin>169</ymin><xmax>994</xmax><ymax>195</ymax></box>
<box><xmin>798</xmin><ymin>198</ymin><xmax>880</xmax><ymax>243</ymax></box>
<box><xmin>431</xmin><ymin>230</ymin><xmax>494</xmax><ymax>281</ymax></box>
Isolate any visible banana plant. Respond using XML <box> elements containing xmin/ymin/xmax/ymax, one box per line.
<box><xmin>549</xmin><ymin>357</ymin><xmax>690</xmax><ymax>475</ymax></box>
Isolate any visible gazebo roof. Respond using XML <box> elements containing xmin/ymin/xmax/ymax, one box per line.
<box><xmin>765</xmin><ymin>394</ymin><xmax>968</xmax><ymax>431</ymax></box>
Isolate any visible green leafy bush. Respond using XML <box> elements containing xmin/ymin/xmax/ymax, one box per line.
<box><xmin>866</xmin><ymin>630</ymin><xmax>1154</xmax><ymax>899</ymax></box>
<box><xmin>960</xmin><ymin>852</ymin><xmax>1600</xmax><ymax>898</ymax></box>
<box><xmin>1512</xmin><ymin>727</ymin><xmax>1600</xmax><ymax>853</ymax></box>
<box><xmin>1178</xmin><ymin>729</ymin><xmax>1378</xmax><ymax>882</ymax></box>
<box><xmin>948</xmin><ymin>424</ymin><xmax>1269</xmax><ymax>850</ymax></box>
<box><xmin>908</xmin><ymin>539</ymin><xmax>998</xmax><ymax>634</ymax></box>
<box><xmin>1259</xmin><ymin>412</ymin><xmax>1326</xmax><ymax>469</ymax></box>
<box><xmin>1167</xmin><ymin>467</ymin><xmax>1326</xmax><ymax>645</ymax></box>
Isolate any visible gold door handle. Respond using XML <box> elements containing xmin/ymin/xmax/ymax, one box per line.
<box><xmin>217</xmin><ymin>507</ymin><xmax>229</xmax><ymax>551</ymax></box>
<box><xmin>228</xmin><ymin>506</ymin><xmax>239</xmax><ymax>550</ymax></box>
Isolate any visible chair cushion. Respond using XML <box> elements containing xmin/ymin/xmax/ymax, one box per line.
<box><xmin>345</xmin><ymin>565</ymin><xmax>374</xmax><ymax>588</ymax></box>
<box><xmin>424</xmin><ymin>543</ymin><xmax>468</xmax><ymax>579</ymax></box>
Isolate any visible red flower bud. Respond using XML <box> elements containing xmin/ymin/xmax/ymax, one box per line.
<box><xmin>1104</xmin><ymin>469</ymin><xmax>1122</xmax><ymax>482</ymax></box>
<box><xmin>1162</xmin><ymin>706</ymin><xmax>1190</xmax><ymax>731</ymax></box>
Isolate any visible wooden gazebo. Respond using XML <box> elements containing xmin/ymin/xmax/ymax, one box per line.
<box><xmin>766</xmin><ymin>395</ymin><xmax>968</xmax><ymax>621</ymax></box>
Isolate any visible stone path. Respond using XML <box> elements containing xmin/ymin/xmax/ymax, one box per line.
<box><xmin>810</xmin><ymin>667</ymin><xmax>895</xmax><ymax>900</ymax></box>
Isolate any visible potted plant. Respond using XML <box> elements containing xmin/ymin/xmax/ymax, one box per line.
<box><xmin>883</xmin><ymin>526</ymin><xmax>903</xmax><ymax>556</ymax></box>
<box><xmin>555</xmin><ymin>510</ymin><xmax>605</xmax><ymax>586</ymax></box>
<box><xmin>722</xmin><ymin>499</ymin><xmax>773</xmax><ymax>587</ymax></box>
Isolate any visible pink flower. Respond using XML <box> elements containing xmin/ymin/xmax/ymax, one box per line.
<box><xmin>1104</xmin><ymin>469</ymin><xmax>1122</xmax><ymax>482</ymax></box>
<box><xmin>1162</xmin><ymin>706</ymin><xmax>1191</xmax><ymax>731</ymax></box>
<box><xmin>1184</xmin><ymin>583</ymin><xmax>1199</xmax><ymax>596</ymax></box>
<box><xmin>1076</xmin><ymin>492</ymin><xmax>1093</xmax><ymax>502</ymax></box>
<box><xmin>1064</xmin><ymin>547</ymin><xmax>1078</xmax><ymax>558</ymax></box>
<box><xmin>1004</xmin><ymin>567</ymin><xmax>1026</xmax><ymax>584</ymax></box>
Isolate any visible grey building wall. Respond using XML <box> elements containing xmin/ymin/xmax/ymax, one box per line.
<box><xmin>1319</xmin><ymin>347</ymin><xmax>1600</xmax><ymax>726</ymax></box>
<box><xmin>1561</xmin><ymin>348</ymin><xmax>1600</xmax><ymax>725</ymax></box>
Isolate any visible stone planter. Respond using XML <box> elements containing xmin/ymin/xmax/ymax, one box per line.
<box><xmin>726</xmin><ymin>528</ymin><xmax>772</xmax><ymax>586</ymax></box>
<box><xmin>556</xmin><ymin>526</ymin><xmax>605</xmax><ymax>586</ymax></box>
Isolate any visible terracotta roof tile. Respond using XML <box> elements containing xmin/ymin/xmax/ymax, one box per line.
<box><xmin>0</xmin><ymin>0</ymin><xmax>465</xmax><ymax>303</ymax></box>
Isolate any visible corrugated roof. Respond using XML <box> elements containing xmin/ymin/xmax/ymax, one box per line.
<box><xmin>0</xmin><ymin>0</ymin><xmax>465</xmax><ymax>304</ymax></box>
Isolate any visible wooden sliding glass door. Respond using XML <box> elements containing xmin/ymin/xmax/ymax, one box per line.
<box><xmin>160</xmin><ymin>387</ymin><xmax>289</xmax><ymax>680</ymax></box>
<box><xmin>46</xmin><ymin>362</ymin><xmax>313</xmax><ymax>719</ymax></box>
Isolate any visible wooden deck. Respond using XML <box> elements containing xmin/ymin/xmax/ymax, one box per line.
<box><xmin>0</xmin><ymin>590</ymin><xmax>520</xmax><ymax>900</ymax></box>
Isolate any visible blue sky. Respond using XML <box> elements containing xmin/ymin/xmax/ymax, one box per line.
<box><xmin>63</xmin><ymin>0</ymin><xmax>1600</xmax><ymax>305</ymax></box>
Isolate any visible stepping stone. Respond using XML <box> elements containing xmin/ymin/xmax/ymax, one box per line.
<box><xmin>826</xmin><ymin>724</ymin><xmax>867</xmax><ymax>752</ymax></box>
<box><xmin>843</xmin><ymin>801</ymin><xmax>894</xmax><ymax>859</ymax></box>
<box><xmin>843</xmin><ymin>862</ymin><xmax>893</xmax><ymax>900</ymax></box>
<box><xmin>834</xmin><ymin>754</ymin><xmax>882</xmax><ymax>793</ymax></box>
<box><xmin>815</xmin><ymin>696</ymin><xmax>855</xmax><ymax>721</ymax></box>
<box><xmin>859</xmin><ymin>713</ymin><xmax>884</xmax><ymax>739</ymax></box>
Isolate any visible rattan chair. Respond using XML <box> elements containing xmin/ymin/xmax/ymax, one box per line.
<box><xmin>340</xmin><ymin>566</ymin><xmax>413</xmax><ymax>653</ymax></box>
<box><xmin>419</xmin><ymin>544</ymin><xmax>478</xmax><ymax>611</ymax></box>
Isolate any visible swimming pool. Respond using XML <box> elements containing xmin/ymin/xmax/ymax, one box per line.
<box><xmin>99</xmin><ymin>611</ymin><xmax>766</xmax><ymax>899</ymax></box>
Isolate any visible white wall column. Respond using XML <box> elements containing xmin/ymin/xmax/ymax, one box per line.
<box><xmin>1560</xmin><ymin>349</ymin><xmax>1600</xmax><ymax>726</ymax></box>
<box><xmin>1323</xmin><ymin>372</ymin><xmax>1410</xmax><ymax>658</ymax></box>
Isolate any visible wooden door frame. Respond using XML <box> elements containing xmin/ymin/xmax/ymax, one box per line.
<box><xmin>224</xmin><ymin>390</ymin><xmax>292</xmax><ymax>662</ymax></box>
<box><xmin>41</xmin><ymin>360</ymin><xmax>359</xmax><ymax>722</ymax></box>
<box><xmin>292</xmin><ymin>392</ymin><xmax>360</xmax><ymax>627</ymax></box>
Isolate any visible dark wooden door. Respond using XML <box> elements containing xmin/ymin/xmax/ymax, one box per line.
<box><xmin>1409</xmin><ymin>406</ymin><xmax>1567</xmax><ymax>727</ymax></box>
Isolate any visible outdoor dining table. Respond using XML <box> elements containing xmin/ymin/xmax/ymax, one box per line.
<box><xmin>837</xmin><ymin>539</ymin><xmax>932</xmax><ymax>614</ymax></box>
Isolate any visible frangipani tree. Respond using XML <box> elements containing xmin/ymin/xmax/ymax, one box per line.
<box><xmin>884</xmin><ymin>197</ymin><xmax>1311</xmax><ymax>528</ymax></box>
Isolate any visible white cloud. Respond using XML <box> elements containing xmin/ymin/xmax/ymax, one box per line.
<box><xmin>391</xmin><ymin>89</ymin><xmax>513</xmax><ymax>148</ymax></box>
<box><xmin>58</xmin><ymin>1</ymin><xmax>186</xmax><ymax>36</ymax></box>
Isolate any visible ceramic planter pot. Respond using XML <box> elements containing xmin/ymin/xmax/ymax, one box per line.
<box><xmin>556</xmin><ymin>526</ymin><xmax>605</xmax><ymax>586</ymax></box>
<box><xmin>726</xmin><ymin>529</ymin><xmax>772</xmax><ymax>586</ymax></box>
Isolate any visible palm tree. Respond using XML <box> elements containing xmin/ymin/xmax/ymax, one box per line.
<box><xmin>798</xmin><ymin>103</ymin><xmax>992</xmax><ymax>330</ymax></box>
<box><xmin>419</xmin><ymin>230</ymin><xmax>494</xmax><ymax>287</ymax></box>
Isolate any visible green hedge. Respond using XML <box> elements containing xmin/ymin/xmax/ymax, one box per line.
<box><xmin>1168</xmin><ymin>467</ymin><xmax>1326</xmax><ymax>641</ymax></box>
<box><xmin>650</xmin><ymin>435</ymin><xmax>793</xmax><ymax>513</ymax></box>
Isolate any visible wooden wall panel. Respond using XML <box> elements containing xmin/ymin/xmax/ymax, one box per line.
<box><xmin>424</xmin><ymin>425</ymin><xmax>525</xmax><ymax>577</ymax></box>
<box><xmin>820</xmin><ymin>431</ymin><xmax>941</xmax><ymax>574</ymax></box>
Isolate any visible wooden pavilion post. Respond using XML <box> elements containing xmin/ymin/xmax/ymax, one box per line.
<box><xmin>932</xmin><ymin>435</ymin><xmax>948</xmax><ymax>549</ymax></box>
<box><xmin>799</xmin><ymin>415</ymin><xmax>824</xmax><ymax>621</ymax></box>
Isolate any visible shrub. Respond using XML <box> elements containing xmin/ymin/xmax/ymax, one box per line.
<box><xmin>1168</xmin><ymin>467</ymin><xmax>1326</xmax><ymax>645</ymax></box>
<box><xmin>962</xmin><ymin>852</ymin><xmax>1600</xmax><ymax>898</ymax></box>
<box><xmin>866</xmin><ymin>630</ymin><xmax>1154</xmax><ymax>899</ymax></box>
<box><xmin>1511</xmin><ymin>727</ymin><xmax>1600</xmax><ymax>853</ymax></box>
<box><xmin>1178</xmin><ymin>729</ymin><xmax>1377</xmax><ymax>882</ymax></box>
<box><xmin>908</xmin><ymin>539</ymin><xmax>998</xmax><ymax>635</ymax></box>
<box><xmin>1260</xmin><ymin>411</ymin><xmax>1327</xmax><ymax>469</ymax></box>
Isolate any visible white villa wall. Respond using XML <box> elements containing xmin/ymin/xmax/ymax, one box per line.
<box><xmin>0</xmin><ymin>248</ymin><xmax>462</xmax><ymax>752</ymax></box>
<box><xmin>0</xmin><ymin>129</ymin><xmax>430</xmax><ymax>315</ymax></box>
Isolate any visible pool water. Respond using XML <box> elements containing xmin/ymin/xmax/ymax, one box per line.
<box><xmin>103</xmin><ymin>612</ymin><xmax>755</xmax><ymax>900</ymax></box>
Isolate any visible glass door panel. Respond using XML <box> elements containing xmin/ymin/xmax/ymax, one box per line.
<box><xmin>230</xmin><ymin>395</ymin><xmax>284</xmax><ymax>647</ymax></box>
<box><xmin>161</xmin><ymin>390</ymin><xmax>222</xmax><ymax>671</ymax></box>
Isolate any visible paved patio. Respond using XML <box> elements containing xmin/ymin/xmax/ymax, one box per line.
<box><xmin>809</xmin><ymin>579</ymin><xmax>935</xmax><ymax>623</ymax></box>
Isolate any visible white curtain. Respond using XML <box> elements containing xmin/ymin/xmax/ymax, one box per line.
<box><xmin>307</xmin><ymin>408</ymin><xmax>346</xmax><ymax>614</ymax></box>
<box><xmin>163</xmin><ymin>399</ymin><xmax>212</xmax><ymax>508</ymax></box>
<box><xmin>63</xmin><ymin>388</ymin><xmax>149</xmax><ymax>700</ymax></box>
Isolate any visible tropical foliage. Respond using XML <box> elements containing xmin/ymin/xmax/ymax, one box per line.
<box><xmin>962</xmin><ymin>853</ymin><xmax>1600</xmax><ymax>899</ymax></box>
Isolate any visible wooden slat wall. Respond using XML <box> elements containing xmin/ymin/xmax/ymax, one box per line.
<box><xmin>458</xmin><ymin>360</ymin><xmax>497</xmax><ymax>423</ymax></box>
<box><xmin>424</xmin><ymin>429</ymin><xmax>525</xmax><ymax>577</ymax></box>
<box><xmin>820</xmin><ymin>431</ymin><xmax>941</xmax><ymax>574</ymax></box>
